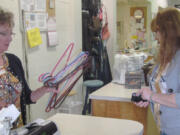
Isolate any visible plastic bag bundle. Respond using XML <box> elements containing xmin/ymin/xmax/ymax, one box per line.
<box><xmin>127</xmin><ymin>53</ymin><xmax>146</xmax><ymax>72</ymax></box>
<box><xmin>113</xmin><ymin>54</ymin><xmax>128</xmax><ymax>84</ymax></box>
<box><xmin>112</xmin><ymin>53</ymin><xmax>147</xmax><ymax>84</ymax></box>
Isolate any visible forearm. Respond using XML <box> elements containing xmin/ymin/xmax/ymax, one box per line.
<box><xmin>151</xmin><ymin>93</ymin><xmax>178</xmax><ymax>108</ymax></box>
<box><xmin>30</xmin><ymin>86</ymin><xmax>48</xmax><ymax>102</ymax></box>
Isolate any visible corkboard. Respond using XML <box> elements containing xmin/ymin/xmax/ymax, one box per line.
<box><xmin>130</xmin><ymin>7</ymin><xmax>147</xmax><ymax>29</ymax></box>
<box><xmin>46</xmin><ymin>0</ymin><xmax>55</xmax><ymax>17</ymax></box>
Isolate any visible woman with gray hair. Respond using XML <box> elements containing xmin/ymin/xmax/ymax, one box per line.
<box><xmin>0</xmin><ymin>7</ymin><xmax>56</xmax><ymax>128</ymax></box>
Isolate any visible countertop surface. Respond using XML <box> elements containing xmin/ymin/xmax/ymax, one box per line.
<box><xmin>89</xmin><ymin>82</ymin><xmax>139</xmax><ymax>102</ymax></box>
<box><xmin>48</xmin><ymin>113</ymin><xmax>143</xmax><ymax>135</ymax></box>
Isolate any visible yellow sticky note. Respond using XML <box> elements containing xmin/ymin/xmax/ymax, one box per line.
<box><xmin>27</xmin><ymin>28</ymin><xmax>42</xmax><ymax>48</ymax></box>
<box><xmin>131</xmin><ymin>35</ymin><xmax>138</xmax><ymax>39</ymax></box>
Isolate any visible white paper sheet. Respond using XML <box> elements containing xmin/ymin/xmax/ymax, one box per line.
<box><xmin>20</xmin><ymin>0</ymin><xmax>35</xmax><ymax>11</ymax></box>
<box><xmin>24</xmin><ymin>12</ymin><xmax>47</xmax><ymax>31</ymax></box>
<box><xmin>35</xmin><ymin>0</ymin><xmax>46</xmax><ymax>12</ymax></box>
<box><xmin>0</xmin><ymin>104</ymin><xmax>20</xmax><ymax>124</ymax></box>
<box><xmin>47</xmin><ymin>17</ymin><xmax>57</xmax><ymax>31</ymax></box>
<box><xmin>20</xmin><ymin>0</ymin><xmax>46</xmax><ymax>12</ymax></box>
<box><xmin>48</xmin><ymin>31</ymin><xmax>58</xmax><ymax>46</ymax></box>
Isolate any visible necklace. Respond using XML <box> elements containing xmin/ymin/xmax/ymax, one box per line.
<box><xmin>0</xmin><ymin>54</ymin><xmax>9</xmax><ymax>76</ymax></box>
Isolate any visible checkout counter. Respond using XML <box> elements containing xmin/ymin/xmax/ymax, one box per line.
<box><xmin>48</xmin><ymin>113</ymin><xmax>143</xmax><ymax>135</ymax></box>
<box><xmin>89</xmin><ymin>82</ymin><xmax>159</xmax><ymax>135</ymax></box>
<box><xmin>7</xmin><ymin>113</ymin><xmax>143</xmax><ymax>135</ymax></box>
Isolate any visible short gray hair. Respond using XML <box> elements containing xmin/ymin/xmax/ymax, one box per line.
<box><xmin>0</xmin><ymin>7</ymin><xmax>14</xmax><ymax>27</ymax></box>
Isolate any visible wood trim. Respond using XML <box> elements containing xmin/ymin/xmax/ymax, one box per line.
<box><xmin>92</xmin><ymin>99</ymin><xmax>147</xmax><ymax>135</ymax></box>
<box><xmin>46</xmin><ymin>0</ymin><xmax>55</xmax><ymax>17</ymax></box>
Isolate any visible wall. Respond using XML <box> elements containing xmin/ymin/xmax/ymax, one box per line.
<box><xmin>167</xmin><ymin>0</ymin><xmax>180</xmax><ymax>7</ymax></box>
<box><xmin>0</xmin><ymin>0</ymin><xmax>23</xmax><ymax>61</ymax></box>
<box><xmin>28</xmin><ymin>0</ymin><xmax>82</xmax><ymax>121</ymax></box>
<box><xmin>147</xmin><ymin>0</ymin><xmax>180</xmax><ymax>14</ymax></box>
<box><xmin>116</xmin><ymin>2</ymin><xmax>129</xmax><ymax>50</ymax></box>
<box><xmin>116</xmin><ymin>1</ymin><xmax>152</xmax><ymax>51</ymax></box>
<box><xmin>149</xmin><ymin>0</ymin><xmax>168</xmax><ymax>13</ymax></box>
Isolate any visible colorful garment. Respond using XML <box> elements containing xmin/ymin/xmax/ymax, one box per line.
<box><xmin>0</xmin><ymin>54</ymin><xmax>23</xmax><ymax>127</ymax></box>
<box><xmin>0</xmin><ymin>53</ymin><xmax>34</xmax><ymax>125</ymax></box>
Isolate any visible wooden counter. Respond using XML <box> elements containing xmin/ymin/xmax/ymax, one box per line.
<box><xmin>89</xmin><ymin>83</ymin><xmax>148</xmax><ymax>135</ymax></box>
<box><xmin>48</xmin><ymin>113</ymin><xmax>143</xmax><ymax>135</ymax></box>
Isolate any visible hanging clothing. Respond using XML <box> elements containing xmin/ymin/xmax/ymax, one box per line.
<box><xmin>90</xmin><ymin>38</ymin><xmax>112</xmax><ymax>84</ymax></box>
<box><xmin>99</xmin><ymin>40</ymin><xmax>112</xmax><ymax>85</ymax></box>
<box><xmin>82</xmin><ymin>0</ymin><xmax>112</xmax><ymax>84</ymax></box>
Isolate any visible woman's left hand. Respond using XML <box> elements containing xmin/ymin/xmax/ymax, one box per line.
<box><xmin>133</xmin><ymin>86</ymin><xmax>152</xmax><ymax>108</ymax></box>
<box><xmin>134</xmin><ymin>101</ymin><xmax>149</xmax><ymax>108</ymax></box>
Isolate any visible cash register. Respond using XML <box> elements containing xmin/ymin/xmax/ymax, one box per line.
<box><xmin>0</xmin><ymin>105</ymin><xmax>61</xmax><ymax>135</ymax></box>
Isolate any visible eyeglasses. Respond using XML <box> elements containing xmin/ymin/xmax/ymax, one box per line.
<box><xmin>152</xmin><ymin>32</ymin><xmax>157</xmax><ymax>37</ymax></box>
<box><xmin>152</xmin><ymin>32</ymin><xmax>158</xmax><ymax>40</ymax></box>
<box><xmin>0</xmin><ymin>32</ymin><xmax>15</xmax><ymax>37</ymax></box>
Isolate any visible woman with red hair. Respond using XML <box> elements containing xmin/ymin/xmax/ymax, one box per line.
<box><xmin>134</xmin><ymin>7</ymin><xmax>180</xmax><ymax>135</ymax></box>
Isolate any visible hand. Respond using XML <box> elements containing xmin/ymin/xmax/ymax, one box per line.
<box><xmin>140</xmin><ymin>86</ymin><xmax>152</xmax><ymax>101</ymax></box>
<box><xmin>133</xmin><ymin>86</ymin><xmax>152</xmax><ymax>108</ymax></box>
<box><xmin>134</xmin><ymin>101</ymin><xmax>149</xmax><ymax>108</ymax></box>
<box><xmin>42</xmin><ymin>86</ymin><xmax>58</xmax><ymax>93</ymax></box>
<box><xmin>31</xmin><ymin>86</ymin><xmax>58</xmax><ymax>102</ymax></box>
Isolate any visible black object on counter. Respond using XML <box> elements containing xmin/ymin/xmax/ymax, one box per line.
<box><xmin>131</xmin><ymin>92</ymin><xmax>147</xmax><ymax>102</ymax></box>
<box><xmin>26</xmin><ymin>121</ymin><xmax>58</xmax><ymax>135</ymax></box>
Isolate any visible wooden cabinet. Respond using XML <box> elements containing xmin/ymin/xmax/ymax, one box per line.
<box><xmin>91</xmin><ymin>99</ymin><xmax>147</xmax><ymax>135</ymax></box>
<box><xmin>90</xmin><ymin>83</ymin><xmax>160</xmax><ymax>135</ymax></box>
